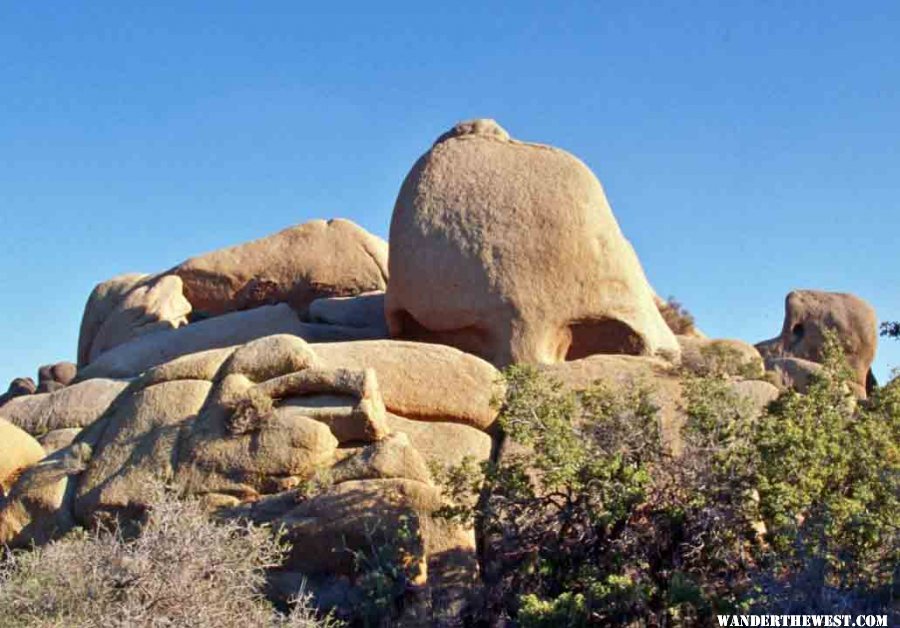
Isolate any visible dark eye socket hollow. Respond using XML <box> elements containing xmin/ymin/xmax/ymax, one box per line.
<box><xmin>565</xmin><ymin>318</ymin><xmax>645</xmax><ymax>361</ymax></box>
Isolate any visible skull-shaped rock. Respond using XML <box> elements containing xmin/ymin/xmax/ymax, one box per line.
<box><xmin>756</xmin><ymin>290</ymin><xmax>877</xmax><ymax>392</ymax></box>
<box><xmin>386</xmin><ymin>119</ymin><xmax>680</xmax><ymax>367</ymax></box>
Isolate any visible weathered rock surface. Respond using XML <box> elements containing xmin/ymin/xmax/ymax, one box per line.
<box><xmin>384</xmin><ymin>412</ymin><xmax>492</xmax><ymax>470</ymax></box>
<box><xmin>38</xmin><ymin>362</ymin><xmax>78</xmax><ymax>387</ymax></box>
<box><xmin>757</xmin><ymin>290</ymin><xmax>877</xmax><ymax>394</ymax></box>
<box><xmin>0</xmin><ymin>443</ymin><xmax>91</xmax><ymax>547</ymax></box>
<box><xmin>78</xmin><ymin>273</ymin><xmax>192</xmax><ymax>366</ymax></box>
<box><xmin>38</xmin><ymin>428</ymin><xmax>82</xmax><ymax>455</ymax></box>
<box><xmin>75</xmin><ymin>379</ymin><xmax>213</xmax><ymax>524</ymax></box>
<box><xmin>0</xmin><ymin>378</ymin><xmax>129</xmax><ymax>435</ymax></box>
<box><xmin>309</xmin><ymin>291</ymin><xmax>388</xmax><ymax>334</ymax></box>
<box><xmin>387</xmin><ymin>119</ymin><xmax>679</xmax><ymax>367</ymax></box>
<box><xmin>169</xmin><ymin>219</ymin><xmax>389</xmax><ymax>317</ymax></box>
<box><xmin>678</xmin><ymin>336</ymin><xmax>764</xmax><ymax>377</ymax></box>
<box><xmin>0</xmin><ymin>417</ymin><xmax>46</xmax><ymax>495</ymax></box>
<box><xmin>315</xmin><ymin>340</ymin><xmax>503</xmax><ymax>430</ymax></box>
<box><xmin>76</xmin><ymin>304</ymin><xmax>381</xmax><ymax>381</ymax></box>
<box><xmin>77</xmin><ymin>273</ymin><xmax>149</xmax><ymax>366</ymax></box>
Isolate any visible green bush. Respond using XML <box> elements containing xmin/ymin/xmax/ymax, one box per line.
<box><xmin>436</xmin><ymin>336</ymin><xmax>900</xmax><ymax>625</ymax></box>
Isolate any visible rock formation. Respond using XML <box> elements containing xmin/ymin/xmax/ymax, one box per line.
<box><xmin>0</xmin><ymin>119</ymin><xmax>884</xmax><ymax>622</ymax></box>
<box><xmin>756</xmin><ymin>290</ymin><xmax>878</xmax><ymax>396</ymax></box>
<box><xmin>386</xmin><ymin>119</ymin><xmax>680</xmax><ymax>367</ymax></box>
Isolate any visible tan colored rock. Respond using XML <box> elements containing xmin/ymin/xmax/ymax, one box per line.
<box><xmin>386</xmin><ymin>119</ymin><xmax>679</xmax><ymax>367</ymax></box>
<box><xmin>76</xmin><ymin>304</ymin><xmax>379</xmax><ymax>381</ymax></box>
<box><xmin>0</xmin><ymin>378</ymin><xmax>129</xmax><ymax>435</ymax></box>
<box><xmin>315</xmin><ymin>340</ymin><xmax>503</xmax><ymax>430</ymax></box>
<box><xmin>729</xmin><ymin>379</ymin><xmax>780</xmax><ymax>416</ymax></box>
<box><xmin>756</xmin><ymin>290</ymin><xmax>877</xmax><ymax>394</ymax></box>
<box><xmin>281</xmin><ymin>394</ymin><xmax>389</xmax><ymax>444</ymax></box>
<box><xmin>330</xmin><ymin>433</ymin><xmax>433</xmax><ymax>485</ymax></box>
<box><xmin>765</xmin><ymin>357</ymin><xmax>823</xmax><ymax>394</ymax></box>
<box><xmin>38</xmin><ymin>428</ymin><xmax>82</xmax><ymax>455</ymax></box>
<box><xmin>77</xmin><ymin>273</ymin><xmax>148</xmax><ymax>367</ymax></box>
<box><xmin>221</xmin><ymin>334</ymin><xmax>319</xmax><ymax>382</ymax></box>
<box><xmin>0</xmin><ymin>417</ymin><xmax>46</xmax><ymax>495</ymax></box>
<box><xmin>177</xmin><ymin>374</ymin><xmax>339</xmax><ymax>498</ymax></box>
<box><xmin>385</xmin><ymin>412</ymin><xmax>492</xmax><ymax>471</ymax></box>
<box><xmin>86</xmin><ymin>274</ymin><xmax>192</xmax><ymax>365</ymax></box>
<box><xmin>0</xmin><ymin>443</ymin><xmax>92</xmax><ymax>547</ymax></box>
<box><xmin>169</xmin><ymin>219</ymin><xmax>389</xmax><ymax>317</ymax></box>
<box><xmin>74</xmin><ymin>379</ymin><xmax>212</xmax><ymax>524</ymax></box>
<box><xmin>138</xmin><ymin>347</ymin><xmax>236</xmax><ymax>386</ymax></box>
<box><xmin>309</xmin><ymin>291</ymin><xmax>388</xmax><ymax>334</ymax></box>
<box><xmin>277</xmin><ymin>478</ymin><xmax>448</xmax><ymax>576</ymax></box>
<box><xmin>678</xmin><ymin>336</ymin><xmax>764</xmax><ymax>377</ymax></box>
<box><xmin>260</xmin><ymin>367</ymin><xmax>389</xmax><ymax>443</ymax></box>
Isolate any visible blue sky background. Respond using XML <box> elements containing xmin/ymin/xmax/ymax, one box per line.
<box><xmin>1</xmin><ymin>1</ymin><xmax>898</xmax><ymax>385</ymax></box>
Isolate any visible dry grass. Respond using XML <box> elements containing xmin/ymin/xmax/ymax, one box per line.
<box><xmin>0</xmin><ymin>483</ymin><xmax>341</xmax><ymax>628</ymax></box>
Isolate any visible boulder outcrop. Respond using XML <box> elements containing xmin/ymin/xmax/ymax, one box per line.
<box><xmin>757</xmin><ymin>290</ymin><xmax>877</xmax><ymax>395</ymax></box>
<box><xmin>386</xmin><ymin>119</ymin><xmax>679</xmax><ymax>367</ymax></box>
<box><xmin>169</xmin><ymin>219</ymin><xmax>389</xmax><ymax>317</ymax></box>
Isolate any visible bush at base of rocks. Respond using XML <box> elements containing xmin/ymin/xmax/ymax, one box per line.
<box><xmin>0</xmin><ymin>483</ymin><xmax>342</xmax><ymax>628</ymax></box>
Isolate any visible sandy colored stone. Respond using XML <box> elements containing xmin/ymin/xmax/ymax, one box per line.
<box><xmin>330</xmin><ymin>433</ymin><xmax>433</xmax><ymax>485</ymax></box>
<box><xmin>314</xmin><ymin>340</ymin><xmax>503</xmax><ymax>430</ymax></box>
<box><xmin>385</xmin><ymin>412</ymin><xmax>492</xmax><ymax>471</ymax></box>
<box><xmin>138</xmin><ymin>347</ymin><xmax>236</xmax><ymax>386</ymax></box>
<box><xmin>76</xmin><ymin>305</ymin><xmax>379</xmax><ymax>381</ymax></box>
<box><xmin>74</xmin><ymin>379</ymin><xmax>212</xmax><ymax>524</ymax></box>
<box><xmin>87</xmin><ymin>274</ymin><xmax>192</xmax><ymax>365</ymax></box>
<box><xmin>0</xmin><ymin>378</ymin><xmax>129</xmax><ymax>435</ymax></box>
<box><xmin>386</xmin><ymin>119</ymin><xmax>679</xmax><ymax>367</ymax></box>
<box><xmin>0</xmin><ymin>443</ymin><xmax>91</xmax><ymax>547</ymax></box>
<box><xmin>0</xmin><ymin>417</ymin><xmax>46</xmax><ymax>494</ymax></box>
<box><xmin>38</xmin><ymin>428</ymin><xmax>82</xmax><ymax>455</ymax></box>
<box><xmin>729</xmin><ymin>379</ymin><xmax>780</xmax><ymax>416</ymax></box>
<box><xmin>221</xmin><ymin>334</ymin><xmax>319</xmax><ymax>382</ymax></box>
<box><xmin>678</xmin><ymin>336</ymin><xmax>764</xmax><ymax>377</ymax></box>
<box><xmin>170</xmin><ymin>219</ymin><xmax>389</xmax><ymax>317</ymax></box>
<box><xmin>756</xmin><ymin>290</ymin><xmax>877</xmax><ymax>394</ymax></box>
<box><xmin>309</xmin><ymin>291</ymin><xmax>388</xmax><ymax>334</ymax></box>
<box><xmin>281</xmin><ymin>394</ymin><xmax>389</xmax><ymax>444</ymax></box>
<box><xmin>77</xmin><ymin>273</ymin><xmax>149</xmax><ymax>367</ymax></box>
<box><xmin>276</xmin><ymin>478</ymin><xmax>444</xmax><ymax>576</ymax></box>
<box><xmin>177</xmin><ymin>374</ymin><xmax>338</xmax><ymax>498</ymax></box>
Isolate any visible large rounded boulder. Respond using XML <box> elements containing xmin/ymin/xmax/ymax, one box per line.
<box><xmin>170</xmin><ymin>218</ymin><xmax>389</xmax><ymax>317</ymax></box>
<box><xmin>386</xmin><ymin>119</ymin><xmax>679</xmax><ymax>367</ymax></box>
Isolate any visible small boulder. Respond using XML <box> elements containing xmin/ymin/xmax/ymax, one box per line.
<box><xmin>38</xmin><ymin>361</ymin><xmax>78</xmax><ymax>387</ymax></box>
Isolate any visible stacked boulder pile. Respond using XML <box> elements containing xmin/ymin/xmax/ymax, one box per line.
<box><xmin>0</xmin><ymin>120</ymin><xmax>880</xmax><ymax>618</ymax></box>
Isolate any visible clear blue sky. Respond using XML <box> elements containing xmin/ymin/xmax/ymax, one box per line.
<box><xmin>2</xmin><ymin>1</ymin><xmax>898</xmax><ymax>385</ymax></box>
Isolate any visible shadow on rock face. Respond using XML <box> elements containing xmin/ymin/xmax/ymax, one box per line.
<box><xmin>385</xmin><ymin>119</ymin><xmax>679</xmax><ymax>368</ymax></box>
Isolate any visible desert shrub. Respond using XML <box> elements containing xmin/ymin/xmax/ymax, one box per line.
<box><xmin>345</xmin><ymin>514</ymin><xmax>425</xmax><ymax>626</ymax></box>
<box><xmin>0</xmin><ymin>484</ymin><xmax>342</xmax><ymax>628</ymax></box>
<box><xmin>437</xmin><ymin>366</ymin><xmax>761</xmax><ymax>625</ymax></box>
<box><xmin>437</xmin><ymin>336</ymin><xmax>900</xmax><ymax>625</ymax></box>
<box><xmin>751</xmin><ymin>334</ymin><xmax>900</xmax><ymax>611</ymax></box>
<box><xmin>658</xmin><ymin>296</ymin><xmax>696</xmax><ymax>336</ymax></box>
